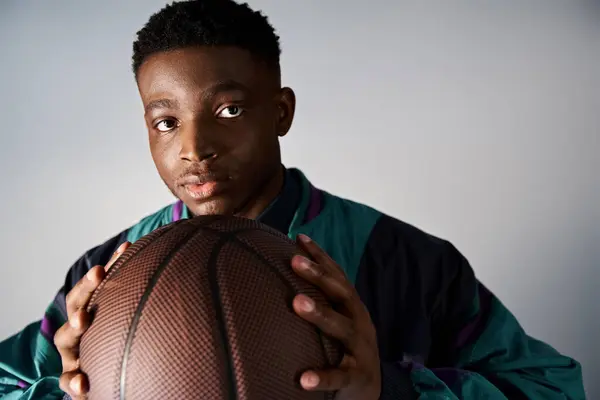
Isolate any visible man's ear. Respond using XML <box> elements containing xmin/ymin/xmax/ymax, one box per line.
<box><xmin>275</xmin><ymin>87</ymin><xmax>296</xmax><ymax>137</ymax></box>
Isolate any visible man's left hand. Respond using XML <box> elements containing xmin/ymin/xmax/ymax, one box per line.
<box><xmin>291</xmin><ymin>234</ymin><xmax>381</xmax><ymax>400</ymax></box>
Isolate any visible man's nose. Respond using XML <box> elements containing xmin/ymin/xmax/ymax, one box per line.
<box><xmin>178</xmin><ymin>122</ymin><xmax>218</xmax><ymax>162</ymax></box>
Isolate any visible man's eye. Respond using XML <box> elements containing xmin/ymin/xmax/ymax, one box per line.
<box><xmin>155</xmin><ymin>119</ymin><xmax>177</xmax><ymax>132</ymax></box>
<box><xmin>218</xmin><ymin>106</ymin><xmax>244</xmax><ymax>119</ymax></box>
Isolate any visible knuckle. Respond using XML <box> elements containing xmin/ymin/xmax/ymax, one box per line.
<box><xmin>364</xmin><ymin>367</ymin><xmax>378</xmax><ymax>386</ymax></box>
<box><xmin>69</xmin><ymin>311</ymin><xmax>82</xmax><ymax>332</ymax></box>
<box><xmin>54</xmin><ymin>324</ymin><xmax>70</xmax><ymax>348</ymax></box>
<box><xmin>327</xmin><ymin>279</ymin><xmax>351</xmax><ymax>303</ymax></box>
<box><xmin>360</xmin><ymin>336</ymin><xmax>374</xmax><ymax>352</ymax></box>
<box><xmin>323</xmin><ymin>311</ymin><xmax>348</xmax><ymax>339</ymax></box>
<box><xmin>342</xmin><ymin>371</ymin><xmax>354</xmax><ymax>387</ymax></box>
<box><xmin>67</xmin><ymin>283</ymin><xmax>90</xmax><ymax>311</ymax></box>
<box><xmin>309</xmin><ymin>263</ymin><xmax>324</xmax><ymax>279</ymax></box>
<box><xmin>62</xmin><ymin>357</ymin><xmax>79</xmax><ymax>375</ymax></box>
<box><xmin>343</xmin><ymin>285</ymin><xmax>357</xmax><ymax>301</ymax></box>
<box><xmin>322</xmin><ymin>275</ymin><xmax>340</xmax><ymax>294</ymax></box>
<box><xmin>70</xmin><ymin>310</ymin><xmax>89</xmax><ymax>335</ymax></box>
<box><xmin>65</xmin><ymin>290</ymin><xmax>75</xmax><ymax>309</ymax></box>
<box><xmin>53</xmin><ymin>331</ymin><xmax>63</xmax><ymax>348</ymax></box>
<box><xmin>315</xmin><ymin>304</ymin><xmax>331</xmax><ymax>324</ymax></box>
<box><xmin>343</xmin><ymin>324</ymin><xmax>358</xmax><ymax>345</ymax></box>
<box><xmin>320</xmin><ymin>268</ymin><xmax>334</xmax><ymax>282</ymax></box>
<box><xmin>59</xmin><ymin>373</ymin><xmax>72</xmax><ymax>393</ymax></box>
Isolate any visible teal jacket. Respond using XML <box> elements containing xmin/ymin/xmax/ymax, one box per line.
<box><xmin>0</xmin><ymin>169</ymin><xmax>585</xmax><ymax>399</ymax></box>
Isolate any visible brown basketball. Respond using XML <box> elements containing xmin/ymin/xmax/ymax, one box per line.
<box><xmin>79</xmin><ymin>215</ymin><xmax>343</xmax><ymax>400</ymax></box>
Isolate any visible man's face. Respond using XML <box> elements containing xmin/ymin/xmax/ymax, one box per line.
<box><xmin>137</xmin><ymin>47</ymin><xmax>295</xmax><ymax>216</ymax></box>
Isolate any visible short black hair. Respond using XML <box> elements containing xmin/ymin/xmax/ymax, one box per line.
<box><xmin>132</xmin><ymin>0</ymin><xmax>281</xmax><ymax>78</ymax></box>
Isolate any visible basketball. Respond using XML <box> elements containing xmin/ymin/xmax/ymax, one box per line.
<box><xmin>79</xmin><ymin>215</ymin><xmax>343</xmax><ymax>400</ymax></box>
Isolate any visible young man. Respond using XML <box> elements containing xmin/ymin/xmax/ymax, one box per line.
<box><xmin>0</xmin><ymin>1</ymin><xmax>585</xmax><ymax>399</ymax></box>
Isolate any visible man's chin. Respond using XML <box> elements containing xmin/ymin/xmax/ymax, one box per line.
<box><xmin>183</xmin><ymin>196</ymin><xmax>236</xmax><ymax>217</ymax></box>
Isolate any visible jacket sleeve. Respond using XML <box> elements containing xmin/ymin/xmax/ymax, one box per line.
<box><xmin>0</xmin><ymin>232</ymin><xmax>128</xmax><ymax>399</ymax></box>
<box><xmin>379</xmin><ymin>245</ymin><xmax>585</xmax><ymax>399</ymax></box>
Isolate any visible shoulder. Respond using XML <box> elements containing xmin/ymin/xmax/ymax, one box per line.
<box><xmin>317</xmin><ymin>189</ymin><xmax>463</xmax><ymax>264</ymax></box>
<box><xmin>52</xmin><ymin>203</ymin><xmax>179</xmax><ymax>319</ymax></box>
<box><xmin>359</xmin><ymin>211</ymin><xmax>477</xmax><ymax>326</ymax></box>
<box><xmin>367</xmin><ymin>212</ymin><xmax>464</xmax><ymax>268</ymax></box>
<box><xmin>363</xmin><ymin>211</ymin><xmax>472</xmax><ymax>299</ymax></box>
<box><xmin>71</xmin><ymin>202</ymin><xmax>178</xmax><ymax>280</ymax></box>
<box><xmin>317</xmin><ymin>190</ymin><xmax>471</xmax><ymax>290</ymax></box>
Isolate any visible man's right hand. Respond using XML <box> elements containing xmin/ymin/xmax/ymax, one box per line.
<box><xmin>54</xmin><ymin>241</ymin><xmax>130</xmax><ymax>399</ymax></box>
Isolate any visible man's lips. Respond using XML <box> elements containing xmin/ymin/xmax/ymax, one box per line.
<box><xmin>177</xmin><ymin>174</ymin><xmax>223</xmax><ymax>186</ymax></box>
<box><xmin>178</xmin><ymin>174</ymin><xmax>230</xmax><ymax>200</ymax></box>
<box><xmin>183</xmin><ymin>182</ymin><xmax>224</xmax><ymax>199</ymax></box>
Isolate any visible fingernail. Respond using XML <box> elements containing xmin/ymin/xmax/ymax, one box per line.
<box><xmin>299</xmin><ymin>296</ymin><xmax>315</xmax><ymax>312</ymax></box>
<box><xmin>115</xmin><ymin>242</ymin><xmax>127</xmax><ymax>255</ymax></box>
<box><xmin>296</xmin><ymin>256</ymin><xmax>310</xmax><ymax>269</ymax></box>
<box><xmin>85</xmin><ymin>268</ymin><xmax>96</xmax><ymax>281</ymax></box>
<box><xmin>301</xmin><ymin>371</ymin><xmax>319</xmax><ymax>388</ymax></box>
<box><xmin>297</xmin><ymin>234</ymin><xmax>311</xmax><ymax>243</ymax></box>
<box><xmin>69</xmin><ymin>313</ymin><xmax>81</xmax><ymax>330</ymax></box>
<box><xmin>296</xmin><ymin>256</ymin><xmax>319</xmax><ymax>277</ymax></box>
<box><xmin>70</xmin><ymin>375</ymin><xmax>82</xmax><ymax>393</ymax></box>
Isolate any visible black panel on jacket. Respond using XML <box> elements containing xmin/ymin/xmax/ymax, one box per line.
<box><xmin>354</xmin><ymin>213</ymin><xmax>477</xmax><ymax>369</ymax></box>
<box><xmin>53</xmin><ymin>230</ymin><xmax>129</xmax><ymax>320</ymax></box>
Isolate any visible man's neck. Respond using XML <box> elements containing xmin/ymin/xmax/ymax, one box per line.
<box><xmin>255</xmin><ymin>167</ymin><xmax>302</xmax><ymax>233</ymax></box>
<box><xmin>234</xmin><ymin>165</ymin><xmax>286</xmax><ymax>220</ymax></box>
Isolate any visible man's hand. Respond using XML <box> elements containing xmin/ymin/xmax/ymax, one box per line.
<box><xmin>54</xmin><ymin>242</ymin><xmax>130</xmax><ymax>399</ymax></box>
<box><xmin>291</xmin><ymin>234</ymin><xmax>381</xmax><ymax>400</ymax></box>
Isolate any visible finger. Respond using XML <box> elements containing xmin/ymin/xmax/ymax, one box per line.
<box><xmin>105</xmin><ymin>241</ymin><xmax>130</xmax><ymax>272</ymax></box>
<box><xmin>291</xmin><ymin>255</ymin><xmax>357</xmax><ymax>313</ymax></box>
<box><xmin>66</xmin><ymin>266</ymin><xmax>105</xmax><ymax>317</ymax></box>
<box><xmin>65</xmin><ymin>242</ymin><xmax>129</xmax><ymax>317</ymax></box>
<box><xmin>59</xmin><ymin>370</ymin><xmax>89</xmax><ymax>398</ymax></box>
<box><xmin>54</xmin><ymin>309</ymin><xmax>90</xmax><ymax>370</ymax></box>
<box><xmin>300</xmin><ymin>368</ymin><xmax>354</xmax><ymax>392</ymax></box>
<box><xmin>296</xmin><ymin>234</ymin><xmax>345</xmax><ymax>278</ymax></box>
<box><xmin>293</xmin><ymin>294</ymin><xmax>362</xmax><ymax>354</ymax></box>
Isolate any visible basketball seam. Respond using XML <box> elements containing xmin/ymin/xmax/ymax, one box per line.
<box><xmin>100</xmin><ymin>217</ymin><xmax>335</xmax><ymax>400</ymax></box>
<box><xmin>88</xmin><ymin>225</ymin><xmax>173</xmax><ymax>310</ymax></box>
<box><xmin>227</xmin><ymin>233</ymin><xmax>337</xmax><ymax>379</ymax></box>
<box><xmin>119</xmin><ymin>223</ymin><xmax>205</xmax><ymax>400</ymax></box>
<box><xmin>228</xmin><ymin>233</ymin><xmax>335</xmax><ymax>400</ymax></box>
<box><xmin>208</xmin><ymin>232</ymin><xmax>242</xmax><ymax>400</ymax></box>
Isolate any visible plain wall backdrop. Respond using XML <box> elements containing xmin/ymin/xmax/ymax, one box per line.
<box><xmin>1</xmin><ymin>0</ymin><xmax>598</xmax><ymax>397</ymax></box>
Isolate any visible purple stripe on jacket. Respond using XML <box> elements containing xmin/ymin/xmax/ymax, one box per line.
<box><xmin>40</xmin><ymin>315</ymin><xmax>56</xmax><ymax>343</ymax></box>
<box><xmin>304</xmin><ymin>184</ymin><xmax>323</xmax><ymax>223</ymax></box>
<box><xmin>172</xmin><ymin>200</ymin><xmax>183</xmax><ymax>222</ymax></box>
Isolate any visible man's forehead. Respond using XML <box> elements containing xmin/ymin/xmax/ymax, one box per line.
<box><xmin>136</xmin><ymin>47</ymin><xmax>269</xmax><ymax>96</ymax></box>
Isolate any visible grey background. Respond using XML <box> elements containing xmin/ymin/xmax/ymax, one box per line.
<box><xmin>1</xmin><ymin>0</ymin><xmax>598</xmax><ymax>397</ymax></box>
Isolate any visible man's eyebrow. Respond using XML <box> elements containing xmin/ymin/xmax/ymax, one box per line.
<box><xmin>202</xmin><ymin>80</ymin><xmax>251</xmax><ymax>100</ymax></box>
<box><xmin>144</xmin><ymin>98</ymin><xmax>178</xmax><ymax>114</ymax></box>
<box><xmin>144</xmin><ymin>81</ymin><xmax>251</xmax><ymax>114</ymax></box>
